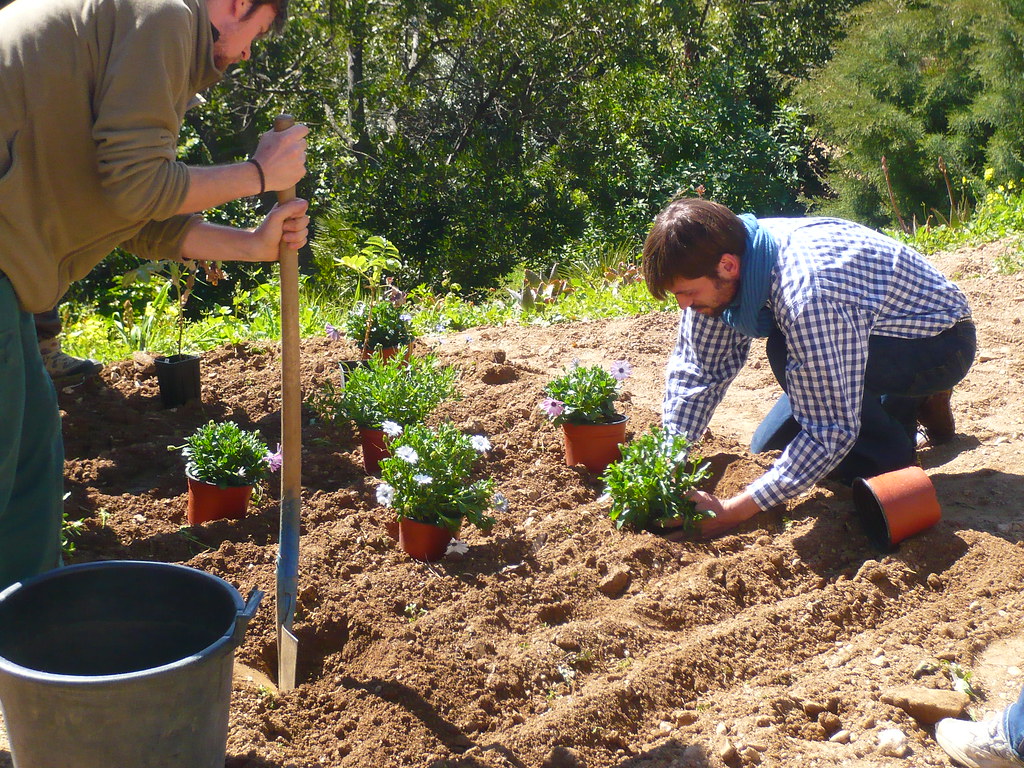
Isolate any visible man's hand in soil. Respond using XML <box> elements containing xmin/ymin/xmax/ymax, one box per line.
<box><xmin>689</xmin><ymin>489</ymin><xmax>761</xmax><ymax>538</ymax></box>
<box><xmin>180</xmin><ymin>198</ymin><xmax>310</xmax><ymax>263</ymax></box>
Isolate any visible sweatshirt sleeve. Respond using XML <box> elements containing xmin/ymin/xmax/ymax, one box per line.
<box><xmin>91</xmin><ymin>0</ymin><xmax>194</xmax><ymax>222</ymax></box>
<box><xmin>120</xmin><ymin>215</ymin><xmax>200</xmax><ymax>262</ymax></box>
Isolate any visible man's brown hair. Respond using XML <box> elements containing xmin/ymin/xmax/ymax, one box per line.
<box><xmin>249</xmin><ymin>0</ymin><xmax>288</xmax><ymax>33</ymax></box>
<box><xmin>642</xmin><ymin>198</ymin><xmax>746</xmax><ymax>300</ymax></box>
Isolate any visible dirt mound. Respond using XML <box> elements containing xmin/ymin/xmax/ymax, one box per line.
<box><xmin>3</xmin><ymin>239</ymin><xmax>1024</xmax><ymax>767</ymax></box>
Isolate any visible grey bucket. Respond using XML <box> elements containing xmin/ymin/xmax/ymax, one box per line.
<box><xmin>0</xmin><ymin>560</ymin><xmax>262</xmax><ymax>768</ymax></box>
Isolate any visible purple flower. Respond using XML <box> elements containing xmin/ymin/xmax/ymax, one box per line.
<box><xmin>609</xmin><ymin>360</ymin><xmax>632</xmax><ymax>381</ymax></box>
<box><xmin>263</xmin><ymin>444</ymin><xmax>283</xmax><ymax>472</ymax></box>
<box><xmin>540</xmin><ymin>397</ymin><xmax>565</xmax><ymax>419</ymax></box>
<box><xmin>325</xmin><ymin>323</ymin><xmax>343</xmax><ymax>342</ymax></box>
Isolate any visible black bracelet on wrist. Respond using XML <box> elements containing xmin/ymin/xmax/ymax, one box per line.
<box><xmin>246</xmin><ymin>158</ymin><xmax>266</xmax><ymax>195</ymax></box>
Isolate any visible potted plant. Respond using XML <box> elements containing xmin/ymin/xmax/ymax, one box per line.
<box><xmin>602</xmin><ymin>426</ymin><xmax>713</xmax><ymax>534</ymax></box>
<box><xmin>175</xmin><ymin>420</ymin><xmax>281</xmax><ymax>525</ymax></box>
<box><xmin>342</xmin><ymin>299</ymin><xmax>414</xmax><ymax>360</ymax></box>
<box><xmin>375</xmin><ymin>423</ymin><xmax>508</xmax><ymax>561</ymax></box>
<box><xmin>307</xmin><ymin>352</ymin><xmax>458</xmax><ymax>473</ymax></box>
<box><xmin>325</xmin><ymin>234</ymin><xmax>414</xmax><ymax>360</ymax></box>
<box><xmin>122</xmin><ymin>259</ymin><xmax>204</xmax><ymax>407</ymax></box>
<box><xmin>540</xmin><ymin>359</ymin><xmax>632</xmax><ymax>472</ymax></box>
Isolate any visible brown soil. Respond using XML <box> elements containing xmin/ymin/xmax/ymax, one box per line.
<box><xmin>3</xmin><ymin>241</ymin><xmax>1024</xmax><ymax>768</ymax></box>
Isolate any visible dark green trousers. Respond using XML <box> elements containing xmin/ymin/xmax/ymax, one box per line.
<box><xmin>0</xmin><ymin>274</ymin><xmax>63</xmax><ymax>592</ymax></box>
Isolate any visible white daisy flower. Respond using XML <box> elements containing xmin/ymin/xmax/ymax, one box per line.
<box><xmin>413</xmin><ymin>474</ymin><xmax>433</xmax><ymax>485</ymax></box>
<box><xmin>382</xmin><ymin>420</ymin><xmax>403</xmax><ymax>438</ymax></box>
<box><xmin>396</xmin><ymin>446</ymin><xmax>419</xmax><ymax>464</ymax></box>
<box><xmin>376</xmin><ymin>483</ymin><xmax>395</xmax><ymax>507</ymax></box>
<box><xmin>471</xmin><ymin>435</ymin><xmax>491</xmax><ymax>453</ymax></box>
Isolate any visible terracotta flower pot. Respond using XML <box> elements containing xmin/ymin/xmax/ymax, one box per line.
<box><xmin>186</xmin><ymin>474</ymin><xmax>253</xmax><ymax>525</ymax></box>
<box><xmin>561</xmin><ymin>417</ymin><xmax>628</xmax><ymax>473</ymax></box>
<box><xmin>851</xmin><ymin>466</ymin><xmax>942</xmax><ymax>550</ymax></box>
<box><xmin>359</xmin><ymin>345</ymin><xmax>410</xmax><ymax>363</ymax></box>
<box><xmin>359</xmin><ymin>427</ymin><xmax>390</xmax><ymax>475</ymax></box>
<box><xmin>398</xmin><ymin>518</ymin><xmax>455</xmax><ymax>562</ymax></box>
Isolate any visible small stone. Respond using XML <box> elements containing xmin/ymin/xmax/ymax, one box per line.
<box><xmin>540</xmin><ymin>746</ymin><xmax>583</xmax><ymax>768</ymax></box>
<box><xmin>718</xmin><ymin>739</ymin><xmax>737</xmax><ymax>762</ymax></box>
<box><xmin>599</xmin><ymin>569</ymin><xmax>631</xmax><ymax>597</ymax></box>
<box><xmin>927</xmin><ymin>573</ymin><xmax>944</xmax><ymax>591</ymax></box>
<box><xmin>881</xmin><ymin>686</ymin><xmax>970</xmax><ymax>724</ymax></box>
<box><xmin>818</xmin><ymin>712</ymin><xmax>842</xmax><ymax>734</ymax></box>
<box><xmin>755</xmin><ymin>715</ymin><xmax>772</xmax><ymax>727</ymax></box>
<box><xmin>674</xmin><ymin>710</ymin><xmax>699</xmax><ymax>726</ymax></box>
<box><xmin>741</xmin><ymin>746</ymin><xmax>762</xmax><ymax>763</ymax></box>
<box><xmin>829</xmin><ymin>729</ymin><xmax>852</xmax><ymax>744</ymax></box>
<box><xmin>802</xmin><ymin>700</ymin><xmax>827</xmax><ymax>718</ymax></box>
<box><xmin>658</xmin><ymin>720</ymin><xmax>674</xmax><ymax>732</ymax></box>
<box><xmin>877</xmin><ymin>728</ymin><xmax>909</xmax><ymax>757</ymax></box>
<box><xmin>912</xmin><ymin>660</ymin><xmax>939</xmax><ymax>679</ymax></box>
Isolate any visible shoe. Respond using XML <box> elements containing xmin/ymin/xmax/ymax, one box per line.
<box><xmin>935</xmin><ymin>715</ymin><xmax>1024</xmax><ymax>768</ymax></box>
<box><xmin>918</xmin><ymin>389</ymin><xmax>956</xmax><ymax>445</ymax></box>
<box><xmin>38</xmin><ymin>337</ymin><xmax>103</xmax><ymax>383</ymax></box>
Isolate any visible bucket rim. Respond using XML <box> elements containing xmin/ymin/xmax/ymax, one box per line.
<box><xmin>0</xmin><ymin>560</ymin><xmax>246</xmax><ymax>685</ymax></box>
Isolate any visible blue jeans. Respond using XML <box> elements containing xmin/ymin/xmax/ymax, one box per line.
<box><xmin>0</xmin><ymin>274</ymin><xmax>64</xmax><ymax>591</ymax></box>
<box><xmin>750</xmin><ymin>319</ymin><xmax>976</xmax><ymax>482</ymax></box>
<box><xmin>1005</xmin><ymin>687</ymin><xmax>1024</xmax><ymax>758</ymax></box>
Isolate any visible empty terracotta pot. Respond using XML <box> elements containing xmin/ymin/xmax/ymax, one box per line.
<box><xmin>561</xmin><ymin>417</ymin><xmax>628</xmax><ymax>474</ymax></box>
<box><xmin>851</xmin><ymin>466</ymin><xmax>941</xmax><ymax>550</ymax></box>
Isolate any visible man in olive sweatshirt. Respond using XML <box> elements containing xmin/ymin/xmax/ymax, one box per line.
<box><xmin>0</xmin><ymin>0</ymin><xmax>310</xmax><ymax>590</ymax></box>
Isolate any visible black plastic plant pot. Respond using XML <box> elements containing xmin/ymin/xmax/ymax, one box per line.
<box><xmin>155</xmin><ymin>353</ymin><xmax>201</xmax><ymax>409</ymax></box>
<box><xmin>338</xmin><ymin>359</ymin><xmax>366</xmax><ymax>375</ymax></box>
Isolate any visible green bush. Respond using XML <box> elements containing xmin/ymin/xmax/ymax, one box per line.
<box><xmin>177</xmin><ymin>421</ymin><xmax>276</xmax><ymax>488</ymax></box>
<box><xmin>308</xmin><ymin>352</ymin><xmax>458</xmax><ymax>430</ymax></box>
<box><xmin>541</xmin><ymin>361</ymin><xmax>631</xmax><ymax>426</ymax></box>
<box><xmin>376</xmin><ymin>423</ymin><xmax>504</xmax><ymax>534</ymax></box>
<box><xmin>343</xmin><ymin>301</ymin><xmax>413</xmax><ymax>350</ymax></box>
<box><xmin>602</xmin><ymin>427</ymin><xmax>712</xmax><ymax>532</ymax></box>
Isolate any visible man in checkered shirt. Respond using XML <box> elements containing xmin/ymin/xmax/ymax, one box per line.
<box><xmin>643</xmin><ymin>198</ymin><xmax>975</xmax><ymax>537</ymax></box>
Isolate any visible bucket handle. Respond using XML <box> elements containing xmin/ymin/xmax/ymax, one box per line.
<box><xmin>232</xmin><ymin>588</ymin><xmax>264</xmax><ymax>647</ymax></box>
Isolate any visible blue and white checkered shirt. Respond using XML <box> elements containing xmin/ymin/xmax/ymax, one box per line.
<box><xmin>663</xmin><ymin>217</ymin><xmax>971</xmax><ymax>509</ymax></box>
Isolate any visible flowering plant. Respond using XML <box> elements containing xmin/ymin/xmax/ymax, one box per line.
<box><xmin>335</xmin><ymin>300</ymin><xmax>413</xmax><ymax>351</ymax></box>
<box><xmin>308</xmin><ymin>352</ymin><xmax>458</xmax><ymax>430</ymax></box>
<box><xmin>540</xmin><ymin>360</ymin><xmax>632</xmax><ymax>426</ymax></box>
<box><xmin>177</xmin><ymin>420</ymin><xmax>280</xmax><ymax>488</ymax></box>
<box><xmin>602</xmin><ymin>426</ymin><xmax>712</xmax><ymax>531</ymax></box>
<box><xmin>376</xmin><ymin>423</ymin><xmax>507</xmax><ymax>533</ymax></box>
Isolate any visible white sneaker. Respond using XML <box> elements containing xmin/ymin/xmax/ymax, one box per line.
<box><xmin>936</xmin><ymin>715</ymin><xmax>1024</xmax><ymax>768</ymax></box>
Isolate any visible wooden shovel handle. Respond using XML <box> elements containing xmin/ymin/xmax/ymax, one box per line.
<box><xmin>274</xmin><ymin>114</ymin><xmax>301</xmax><ymax>503</ymax></box>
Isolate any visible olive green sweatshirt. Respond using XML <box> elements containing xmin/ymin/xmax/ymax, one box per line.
<box><xmin>0</xmin><ymin>0</ymin><xmax>222</xmax><ymax>313</ymax></box>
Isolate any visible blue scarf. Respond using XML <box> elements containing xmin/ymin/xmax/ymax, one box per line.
<box><xmin>720</xmin><ymin>214</ymin><xmax>779</xmax><ymax>338</ymax></box>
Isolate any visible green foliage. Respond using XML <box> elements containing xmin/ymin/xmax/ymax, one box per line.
<box><xmin>602</xmin><ymin>427</ymin><xmax>713</xmax><ymax>531</ymax></box>
<box><xmin>889</xmin><ymin>175</ymin><xmax>1024</xmax><ymax>269</ymax></box>
<box><xmin>541</xmin><ymin>362</ymin><xmax>628</xmax><ymax>426</ymax></box>
<box><xmin>61</xmin><ymin>507</ymin><xmax>85</xmax><ymax>558</ymax></box>
<box><xmin>307</xmin><ymin>352</ymin><xmax>458</xmax><ymax>429</ymax></box>
<box><xmin>376</xmin><ymin>423</ymin><xmax>501</xmax><ymax>534</ymax></box>
<box><xmin>797</xmin><ymin>0</ymin><xmax>1024</xmax><ymax>227</ymax></box>
<box><xmin>327</xmin><ymin>234</ymin><xmax>403</xmax><ymax>301</ymax></box>
<box><xmin>177</xmin><ymin>421</ymin><xmax>276</xmax><ymax>488</ymax></box>
<box><xmin>343</xmin><ymin>300</ymin><xmax>413</xmax><ymax>350</ymax></box>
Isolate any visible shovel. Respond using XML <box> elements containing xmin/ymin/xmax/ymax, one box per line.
<box><xmin>273</xmin><ymin>113</ymin><xmax>301</xmax><ymax>691</ymax></box>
